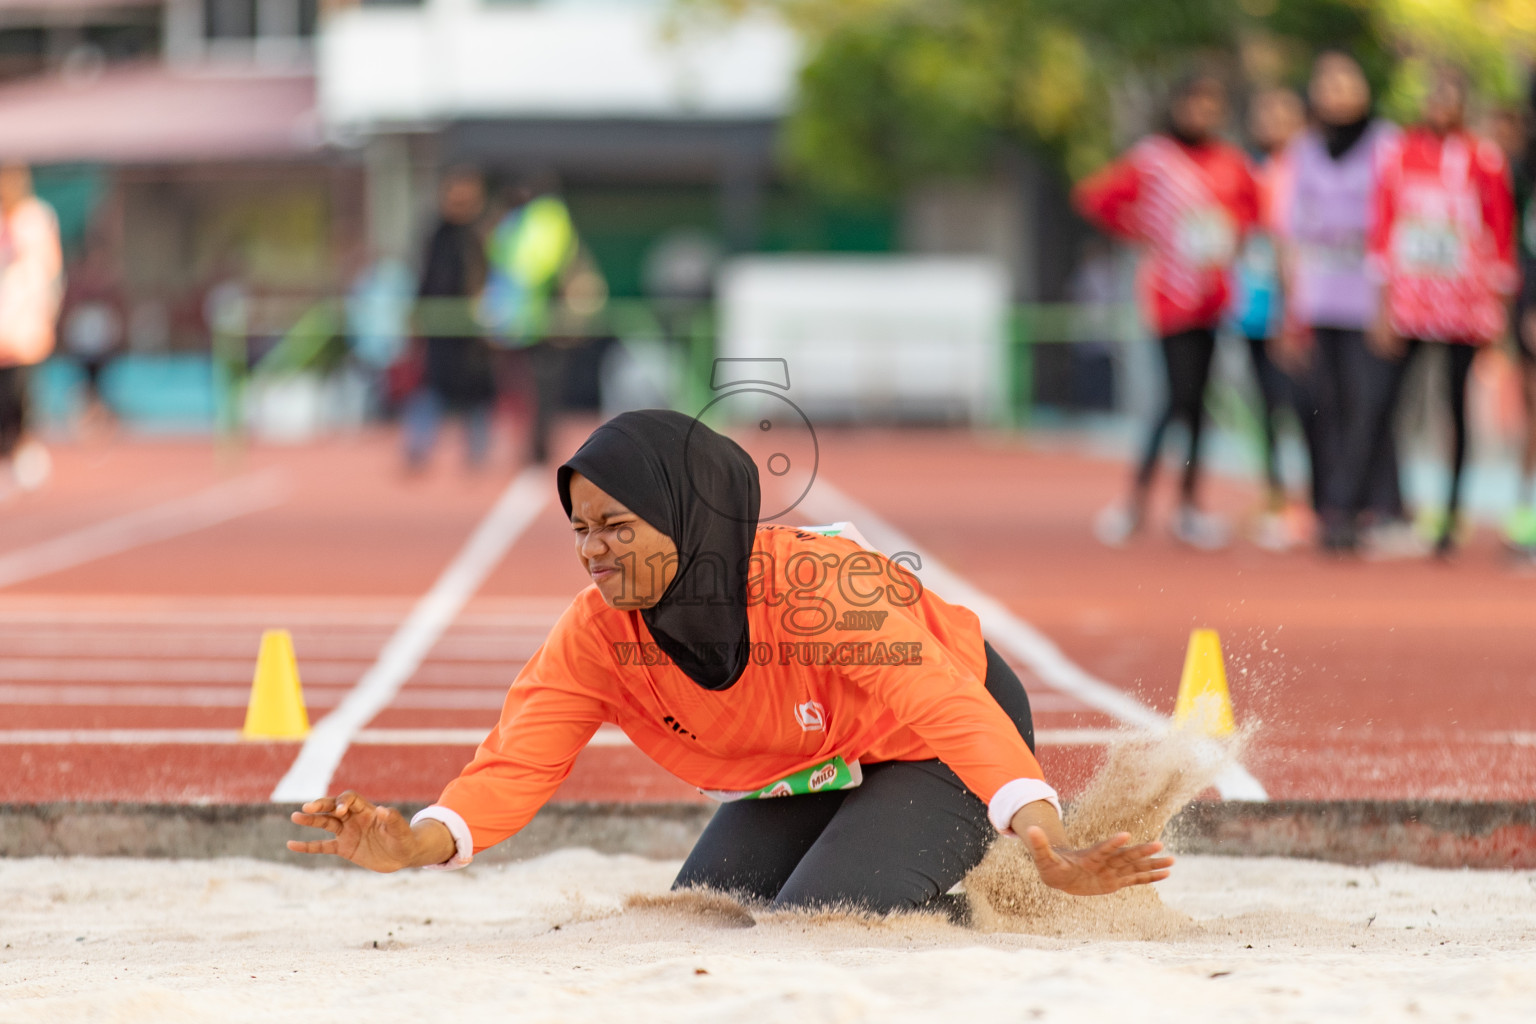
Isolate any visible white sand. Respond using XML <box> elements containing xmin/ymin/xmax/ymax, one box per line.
<box><xmin>2</xmin><ymin>850</ymin><xmax>1534</xmax><ymax>1023</ymax></box>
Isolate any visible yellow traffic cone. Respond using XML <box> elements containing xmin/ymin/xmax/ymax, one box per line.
<box><xmin>1172</xmin><ymin>628</ymin><xmax>1236</xmax><ymax>738</ymax></box>
<box><xmin>242</xmin><ymin>629</ymin><xmax>310</xmax><ymax>740</ymax></box>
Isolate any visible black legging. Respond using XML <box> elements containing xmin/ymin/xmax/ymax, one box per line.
<box><xmin>1315</xmin><ymin>327</ymin><xmax>1405</xmax><ymax>524</ymax></box>
<box><xmin>1136</xmin><ymin>327</ymin><xmax>1217</xmax><ymax>503</ymax></box>
<box><xmin>672</xmin><ymin>641</ymin><xmax>1034</xmax><ymax>914</ymax></box>
<box><xmin>1345</xmin><ymin>338</ymin><xmax>1476</xmax><ymax>544</ymax></box>
<box><xmin>1244</xmin><ymin>334</ymin><xmax>1288</xmax><ymax>497</ymax></box>
<box><xmin>0</xmin><ymin>365</ymin><xmax>28</xmax><ymax>459</ymax></box>
<box><xmin>1245</xmin><ymin>333</ymin><xmax>1333</xmax><ymax>511</ymax></box>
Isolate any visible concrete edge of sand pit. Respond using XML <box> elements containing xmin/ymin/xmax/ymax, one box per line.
<box><xmin>1</xmin><ymin>801</ymin><xmax>1533</xmax><ymax>869</ymax></box>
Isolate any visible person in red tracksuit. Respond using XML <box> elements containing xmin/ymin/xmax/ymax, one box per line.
<box><xmin>1363</xmin><ymin>68</ymin><xmax>1517</xmax><ymax>555</ymax></box>
<box><xmin>1075</xmin><ymin>73</ymin><xmax>1260</xmax><ymax>550</ymax></box>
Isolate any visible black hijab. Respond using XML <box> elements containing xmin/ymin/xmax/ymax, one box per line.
<box><xmin>1321</xmin><ymin>113</ymin><xmax>1372</xmax><ymax>160</ymax></box>
<box><xmin>558</xmin><ymin>410</ymin><xmax>760</xmax><ymax>690</ymax></box>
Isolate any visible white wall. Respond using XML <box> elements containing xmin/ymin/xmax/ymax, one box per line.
<box><xmin>318</xmin><ymin>0</ymin><xmax>797</xmax><ymax>127</ymax></box>
<box><xmin>717</xmin><ymin>256</ymin><xmax>1011</xmax><ymax>425</ymax></box>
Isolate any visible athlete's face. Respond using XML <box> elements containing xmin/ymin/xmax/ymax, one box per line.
<box><xmin>1309</xmin><ymin>54</ymin><xmax>1370</xmax><ymax>127</ymax></box>
<box><xmin>568</xmin><ymin>472</ymin><xmax>678</xmax><ymax>610</ymax></box>
<box><xmin>1171</xmin><ymin>82</ymin><xmax>1225</xmax><ymax>142</ymax></box>
<box><xmin>1423</xmin><ymin>74</ymin><xmax>1466</xmax><ymax>134</ymax></box>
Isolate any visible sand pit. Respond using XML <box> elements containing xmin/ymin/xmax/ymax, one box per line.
<box><xmin>2</xmin><ymin>849</ymin><xmax>1533</xmax><ymax>1023</ymax></box>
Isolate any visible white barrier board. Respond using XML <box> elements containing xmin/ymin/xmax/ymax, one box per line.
<box><xmin>716</xmin><ymin>256</ymin><xmax>1009</xmax><ymax>424</ymax></box>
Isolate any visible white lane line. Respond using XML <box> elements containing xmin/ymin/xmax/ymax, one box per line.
<box><xmin>270</xmin><ymin>467</ymin><xmax>549</xmax><ymax>802</ymax></box>
<box><xmin>0</xmin><ymin>726</ymin><xmax>1131</xmax><ymax>747</ymax></box>
<box><xmin>0</xmin><ymin>684</ymin><xmax>515</xmax><ymax>709</ymax></box>
<box><xmin>0</xmin><ymin>470</ymin><xmax>290</xmax><ymax>590</ymax></box>
<box><xmin>0</xmin><ymin>659</ymin><xmax>531</xmax><ymax>685</ymax></box>
<box><xmin>0</xmin><ymin>659</ymin><xmax>371</xmax><ymax>684</ymax></box>
<box><xmin>0</xmin><ymin>633</ymin><xmax>546</xmax><ymax>661</ymax></box>
<box><xmin>0</xmin><ymin>608</ymin><xmax>563</xmax><ymax>627</ymax></box>
<box><xmin>800</xmin><ymin>479</ymin><xmax>1269</xmax><ymax>801</ymax></box>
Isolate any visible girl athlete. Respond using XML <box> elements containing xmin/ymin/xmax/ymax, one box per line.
<box><xmin>1507</xmin><ymin>80</ymin><xmax>1536</xmax><ymax>559</ymax></box>
<box><xmin>1366</xmin><ymin>69</ymin><xmax>1517</xmax><ymax>556</ymax></box>
<box><xmin>287</xmin><ymin>411</ymin><xmax>1172</xmax><ymax>913</ymax></box>
<box><xmin>1076</xmin><ymin>73</ymin><xmax>1260</xmax><ymax>551</ymax></box>
<box><xmin>1278</xmin><ymin>52</ymin><xmax>1412</xmax><ymax>555</ymax></box>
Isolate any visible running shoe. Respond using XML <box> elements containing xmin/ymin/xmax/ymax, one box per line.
<box><xmin>1093</xmin><ymin>503</ymin><xmax>1142</xmax><ymax>548</ymax></box>
<box><xmin>1171</xmin><ymin>506</ymin><xmax>1230</xmax><ymax>551</ymax></box>
<box><xmin>1501</xmin><ymin>506</ymin><xmax>1536</xmax><ymax>554</ymax></box>
<box><xmin>1249</xmin><ymin>511</ymin><xmax>1292</xmax><ymax>552</ymax></box>
<box><xmin>1414</xmin><ymin>508</ymin><xmax>1468</xmax><ymax>558</ymax></box>
<box><xmin>1361</xmin><ymin>520</ymin><xmax>1430</xmax><ymax>561</ymax></box>
<box><xmin>10</xmin><ymin>440</ymin><xmax>51</xmax><ymax>492</ymax></box>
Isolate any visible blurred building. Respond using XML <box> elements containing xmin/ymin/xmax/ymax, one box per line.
<box><xmin>0</xmin><ymin>1</ymin><xmax>343</xmax><ymax>360</ymax></box>
<box><xmin>9</xmin><ymin>0</ymin><xmax>1075</xmax><ymax>427</ymax></box>
<box><xmin>319</xmin><ymin>0</ymin><xmax>908</xmax><ymax>301</ymax></box>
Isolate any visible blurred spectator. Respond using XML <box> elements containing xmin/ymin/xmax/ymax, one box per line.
<box><xmin>1366</xmin><ymin>67</ymin><xmax>1517</xmax><ymax>556</ymax></box>
<box><xmin>1505</xmin><ymin>80</ymin><xmax>1536</xmax><ymax>558</ymax></box>
<box><xmin>1233</xmin><ymin>85</ymin><xmax>1306</xmax><ymax>550</ymax></box>
<box><xmin>1076</xmin><ymin>72</ymin><xmax>1259</xmax><ymax>550</ymax></box>
<box><xmin>482</xmin><ymin>176</ymin><xmax>584</xmax><ymax>465</ymax></box>
<box><xmin>343</xmin><ymin>248</ymin><xmax>414</xmax><ymax>414</ymax></box>
<box><xmin>0</xmin><ymin>163</ymin><xmax>63</xmax><ymax>495</ymax></box>
<box><xmin>405</xmin><ymin>168</ymin><xmax>495</xmax><ymax>472</ymax></box>
<box><xmin>1064</xmin><ymin>236</ymin><xmax>1121</xmax><ymax>413</ymax></box>
<box><xmin>61</xmin><ymin>241</ymin><xmax>126</xmax><ymax>436</ymax></box>
<box><xmin>1277</xmin><ymin>52</ymin><xmax>1410</xmax><ymax>555</ymax></box>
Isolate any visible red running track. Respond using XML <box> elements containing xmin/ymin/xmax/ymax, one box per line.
<box><xmin>1</xmin><ymin>426</ymin><xmax>1532</xmax><ymax>807</ymax></box>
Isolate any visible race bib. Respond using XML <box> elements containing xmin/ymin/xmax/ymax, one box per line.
<box><xmin>1393</xmin><ymin>218</ymin><xmax>1464</xmax><ymax>276</ymax></box>
<box><xmin>1299</xmin><ymin>236</ymin><xmax>1366</xmax><ymax>271</ymax></box>
<box><xmin>1175</xmin><ymin>208</ymin><xmax>1236</xmax><ymax>269</ymax></box>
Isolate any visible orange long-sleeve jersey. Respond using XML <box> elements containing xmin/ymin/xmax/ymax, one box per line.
<box><xmin>430</xmin><ymin>525</ymin><xmax>1049</xmax><ymax>858</ymax></box>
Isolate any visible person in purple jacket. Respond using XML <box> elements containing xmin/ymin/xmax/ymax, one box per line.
<box><xmin>1277</xmin><ymin>51</ymin><xmax>1417</xmax><ymax>556</ymax></box>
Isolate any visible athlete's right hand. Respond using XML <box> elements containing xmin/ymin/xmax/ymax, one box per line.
<box><xmin>287</xmin><ymin>791</ymin><xmax>453</xmax><ymax>872</ymax></box>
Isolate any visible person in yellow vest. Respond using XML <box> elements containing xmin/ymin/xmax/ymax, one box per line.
<box><xmin>0</xmin><ymin>163</ymin><xmax>63</xmax><ymax>495</ymax></box>
<box><xmin>482</xmin><ymin>179</ymin><xmax>603</xmax><ymax>464</ymax></box>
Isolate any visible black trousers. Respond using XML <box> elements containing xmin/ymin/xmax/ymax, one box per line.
<box><xmin>1135</xmin><ymin>327</ymin><xmax>1217</xmax><ymax>503</ymax></box>
<box><xmin>1338</xmin><ymin>337</ymin><xmax>1475</xmax><ymax>537</ymax></box>
<box><xmin>1245</xmin><ymin>334</ymin><xmax>1330</xmax><ymax>510</ymax></box>
<box><xmin>0</xmin><ymin>365</ymin><xmax>28</xmax><ymax>459</ymax></box>
<box><xmin>672</xmin><ymin>641</ymin><xmax>1035</xmax><ymax>914</ymax></box>
<box><xmin>1244</xmin><ymin>334</ymin><xmax>1288</xmax><ymax>496</ymax></box>
<box><xmin>1314</xmin><ymin>327</ymin><xmax>1405</xmax><ymax>523</ymax></box>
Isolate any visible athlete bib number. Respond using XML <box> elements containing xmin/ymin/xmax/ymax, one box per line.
<box><xmin>1393</xmin><ymin>218</ymin><xmax>1464</xmax><ymax>276</ymax></box>
<box><xmin>1175</xmin><ymin>209</ymin><xmax>1236</xmax><ymax>269</ymax></box>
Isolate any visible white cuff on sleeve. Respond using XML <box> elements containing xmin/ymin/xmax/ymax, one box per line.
<box><xmin>988</xmin><ymin>778</ymin><xmax>1063</xmax><ymax>835</ymax></box>
<box><xmin>411</xmin><ymin>805</ymin><xmax>474</xmax><ymax>870</ymax></box>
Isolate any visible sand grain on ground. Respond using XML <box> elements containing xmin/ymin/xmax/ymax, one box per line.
<box><xmin>2</xmin><ymin>849</ymin><xmax>1533</xmax><ymax>1023</ymax></box>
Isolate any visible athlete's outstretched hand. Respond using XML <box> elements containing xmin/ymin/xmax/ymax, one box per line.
<box><xmin>1023</xmin><ymin>827</ymin><xmax>1174</xmax><ymax>896</ymax></box>
<box><xmin>287</xmin><ymin>790</ymin><xmax>454</xmax><ymax>872</ymax></box>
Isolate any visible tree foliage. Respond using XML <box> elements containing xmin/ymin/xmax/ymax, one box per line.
<box><xmin>682</xmin><ymin>0</ymin><xmax>1535</xmax><ymax>197</ymax></box>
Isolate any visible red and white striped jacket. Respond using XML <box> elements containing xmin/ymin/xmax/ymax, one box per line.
<box><xmin>1073</xmin><ymin>135</ymin><xmax>1259</xmax><ymax>337</ymax></box>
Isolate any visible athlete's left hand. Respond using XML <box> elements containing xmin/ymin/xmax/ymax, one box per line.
<box><xmin>1024</xmin><ymin>827</ymin><xmax>1175</xmax><ymax>896</ymax></box>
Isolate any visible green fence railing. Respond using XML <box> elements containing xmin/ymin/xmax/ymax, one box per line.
<box><xmin>197</xmin><ymin>295</ymin><xmax>1152</xmax><ymax>439</ymax></box>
